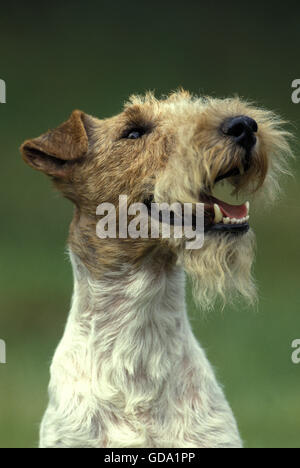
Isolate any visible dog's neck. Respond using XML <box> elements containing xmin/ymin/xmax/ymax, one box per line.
<box><xmin>58</xmin><ymin>250</ymin><xmax>194</xmax><ymax>391</ymax></box>
<box><xmin>45</xmin><ymin>250</ymin><xmax>242</xmax><ymax>448</ymax></box>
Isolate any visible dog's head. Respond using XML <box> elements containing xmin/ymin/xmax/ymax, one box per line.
<box><xmin>21</xmin><ymin>91</ymin><xmax>292</xmax><ymax>307</ymax></box>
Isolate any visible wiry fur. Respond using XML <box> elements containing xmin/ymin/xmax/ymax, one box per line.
<box><xmin>151</xmin><ymin>93</ymin><xmax>292</xmax><ymax>308</ymax></box>
<box><xmin>20</xmin><ymin>90</ymin><xmax>292</xmax><ymax>448</ymax></box>
<box><xmin>40</xmin><ymin>252</ymin><xmax>242</xmax><ymax>448</ymax></box>
<box><xmin>178</xmin><ymin>231</ymin><xmax>257</xmax><ymax>310</ymax></box>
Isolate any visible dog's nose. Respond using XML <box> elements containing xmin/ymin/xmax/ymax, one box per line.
<box><xmin>222</xmin><ymin>116</ymin><xmax>258</xmax><ymax>152</ymax></box>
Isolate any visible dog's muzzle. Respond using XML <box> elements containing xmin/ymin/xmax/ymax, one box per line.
<box><xmin>203</xmin><ymin>115</ymin><xmax>258</xmax><ymax>236</ymax></box>
<box><xmin>144</xmin><ymin>115</ymin><xmax>259</xmax><ymax>238</ymax></box>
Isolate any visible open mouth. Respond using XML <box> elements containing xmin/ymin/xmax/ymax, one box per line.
<box><xmin>144</xmin><ymin>166</ymin><xmax>251</xmax><ymax>236</ymax></box>
<box><xmin>202</xmin><ymin>196</ymin><xmax>250</xmax><ymax>234</ymax></box>
<box><xmin>201</xmin><ymin>169</ymin><xmax>250</xmax><ymax>234</ymax></box>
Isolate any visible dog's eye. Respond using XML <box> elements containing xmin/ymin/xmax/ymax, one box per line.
<box><xmin>122</xmin><ymin>127</ymin><xmax>147</xmax><ymax>140</ymax></box>
<box><xmin>127</xmin><ymin>130</ymin><xmax>142</xmax><ymax>139</ymax></box>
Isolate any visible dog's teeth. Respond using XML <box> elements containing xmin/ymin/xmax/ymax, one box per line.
<box><xmin>214</xmin><ymin>204</ymin><xmax>223</xmax><ymax>224</ymax></box>
<box><xmin>246</xmin><ymin>201</ymin><xmax>250</xmax><ymax>215</ymax></box>
<box><xmin>222</xmin><ymin>215</ymin><xmax>250</xmax><ymax>225</ymax></box>
<box><xmin>214</xmin><ymin>203</ymin><xmax>250</xmax><ymax>226</ymax></box>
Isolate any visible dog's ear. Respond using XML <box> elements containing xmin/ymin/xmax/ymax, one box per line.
<box><xmin>21</xmin><ymin>110</ymin><xmax>88</xmax><ymax>178</ymax></box>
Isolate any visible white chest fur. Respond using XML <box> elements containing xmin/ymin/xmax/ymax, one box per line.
<box><xmin>40</xmin><ymin>251</ymin><xmax>242</xmax><ymax>448</ymax></box>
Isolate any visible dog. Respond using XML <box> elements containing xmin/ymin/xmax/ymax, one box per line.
<box><xmin>21</xmin><ymin>90</ymin><xmax>292</xmax><ymax>448</ymax></box>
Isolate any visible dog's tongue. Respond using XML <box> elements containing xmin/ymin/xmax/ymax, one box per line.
<box><xmin>211</xmin><ymin>197</ymin><xmax>248</xmax><ymax>219</ymax></box>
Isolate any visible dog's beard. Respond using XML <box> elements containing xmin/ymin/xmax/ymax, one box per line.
<box><xmin>177</xmin><ymin>230</ymin><xmax>257</xmax><ymax>310</ymax></box>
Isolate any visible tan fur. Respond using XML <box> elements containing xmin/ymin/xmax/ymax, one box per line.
<box><xmin>21</xmin><ymin>90</ymin><xmax>292</xmax><ymax>299</ymax></box>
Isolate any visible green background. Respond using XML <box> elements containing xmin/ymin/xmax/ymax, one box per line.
<box><xmin>0</xmin><ymin>0</ymin><xmax>299</xmax><ymax>448</ymax></box>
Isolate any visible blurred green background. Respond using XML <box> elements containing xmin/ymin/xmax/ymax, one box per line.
<box><xmin>1</xmin><ymin>0</ymin><xmax>300</xmax><ymax>448</ymax></box>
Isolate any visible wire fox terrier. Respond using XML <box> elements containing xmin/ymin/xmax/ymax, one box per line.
<box><xmin>21</xmin><ymin>90</ymin><xmax>292</xmax><ymax>448</ymax></box>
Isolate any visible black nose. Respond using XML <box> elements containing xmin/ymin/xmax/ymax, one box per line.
<box><xmin>222</xmin><ymin>115</ymin><xmax>258</xmax><ymax>152</ymax></box>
